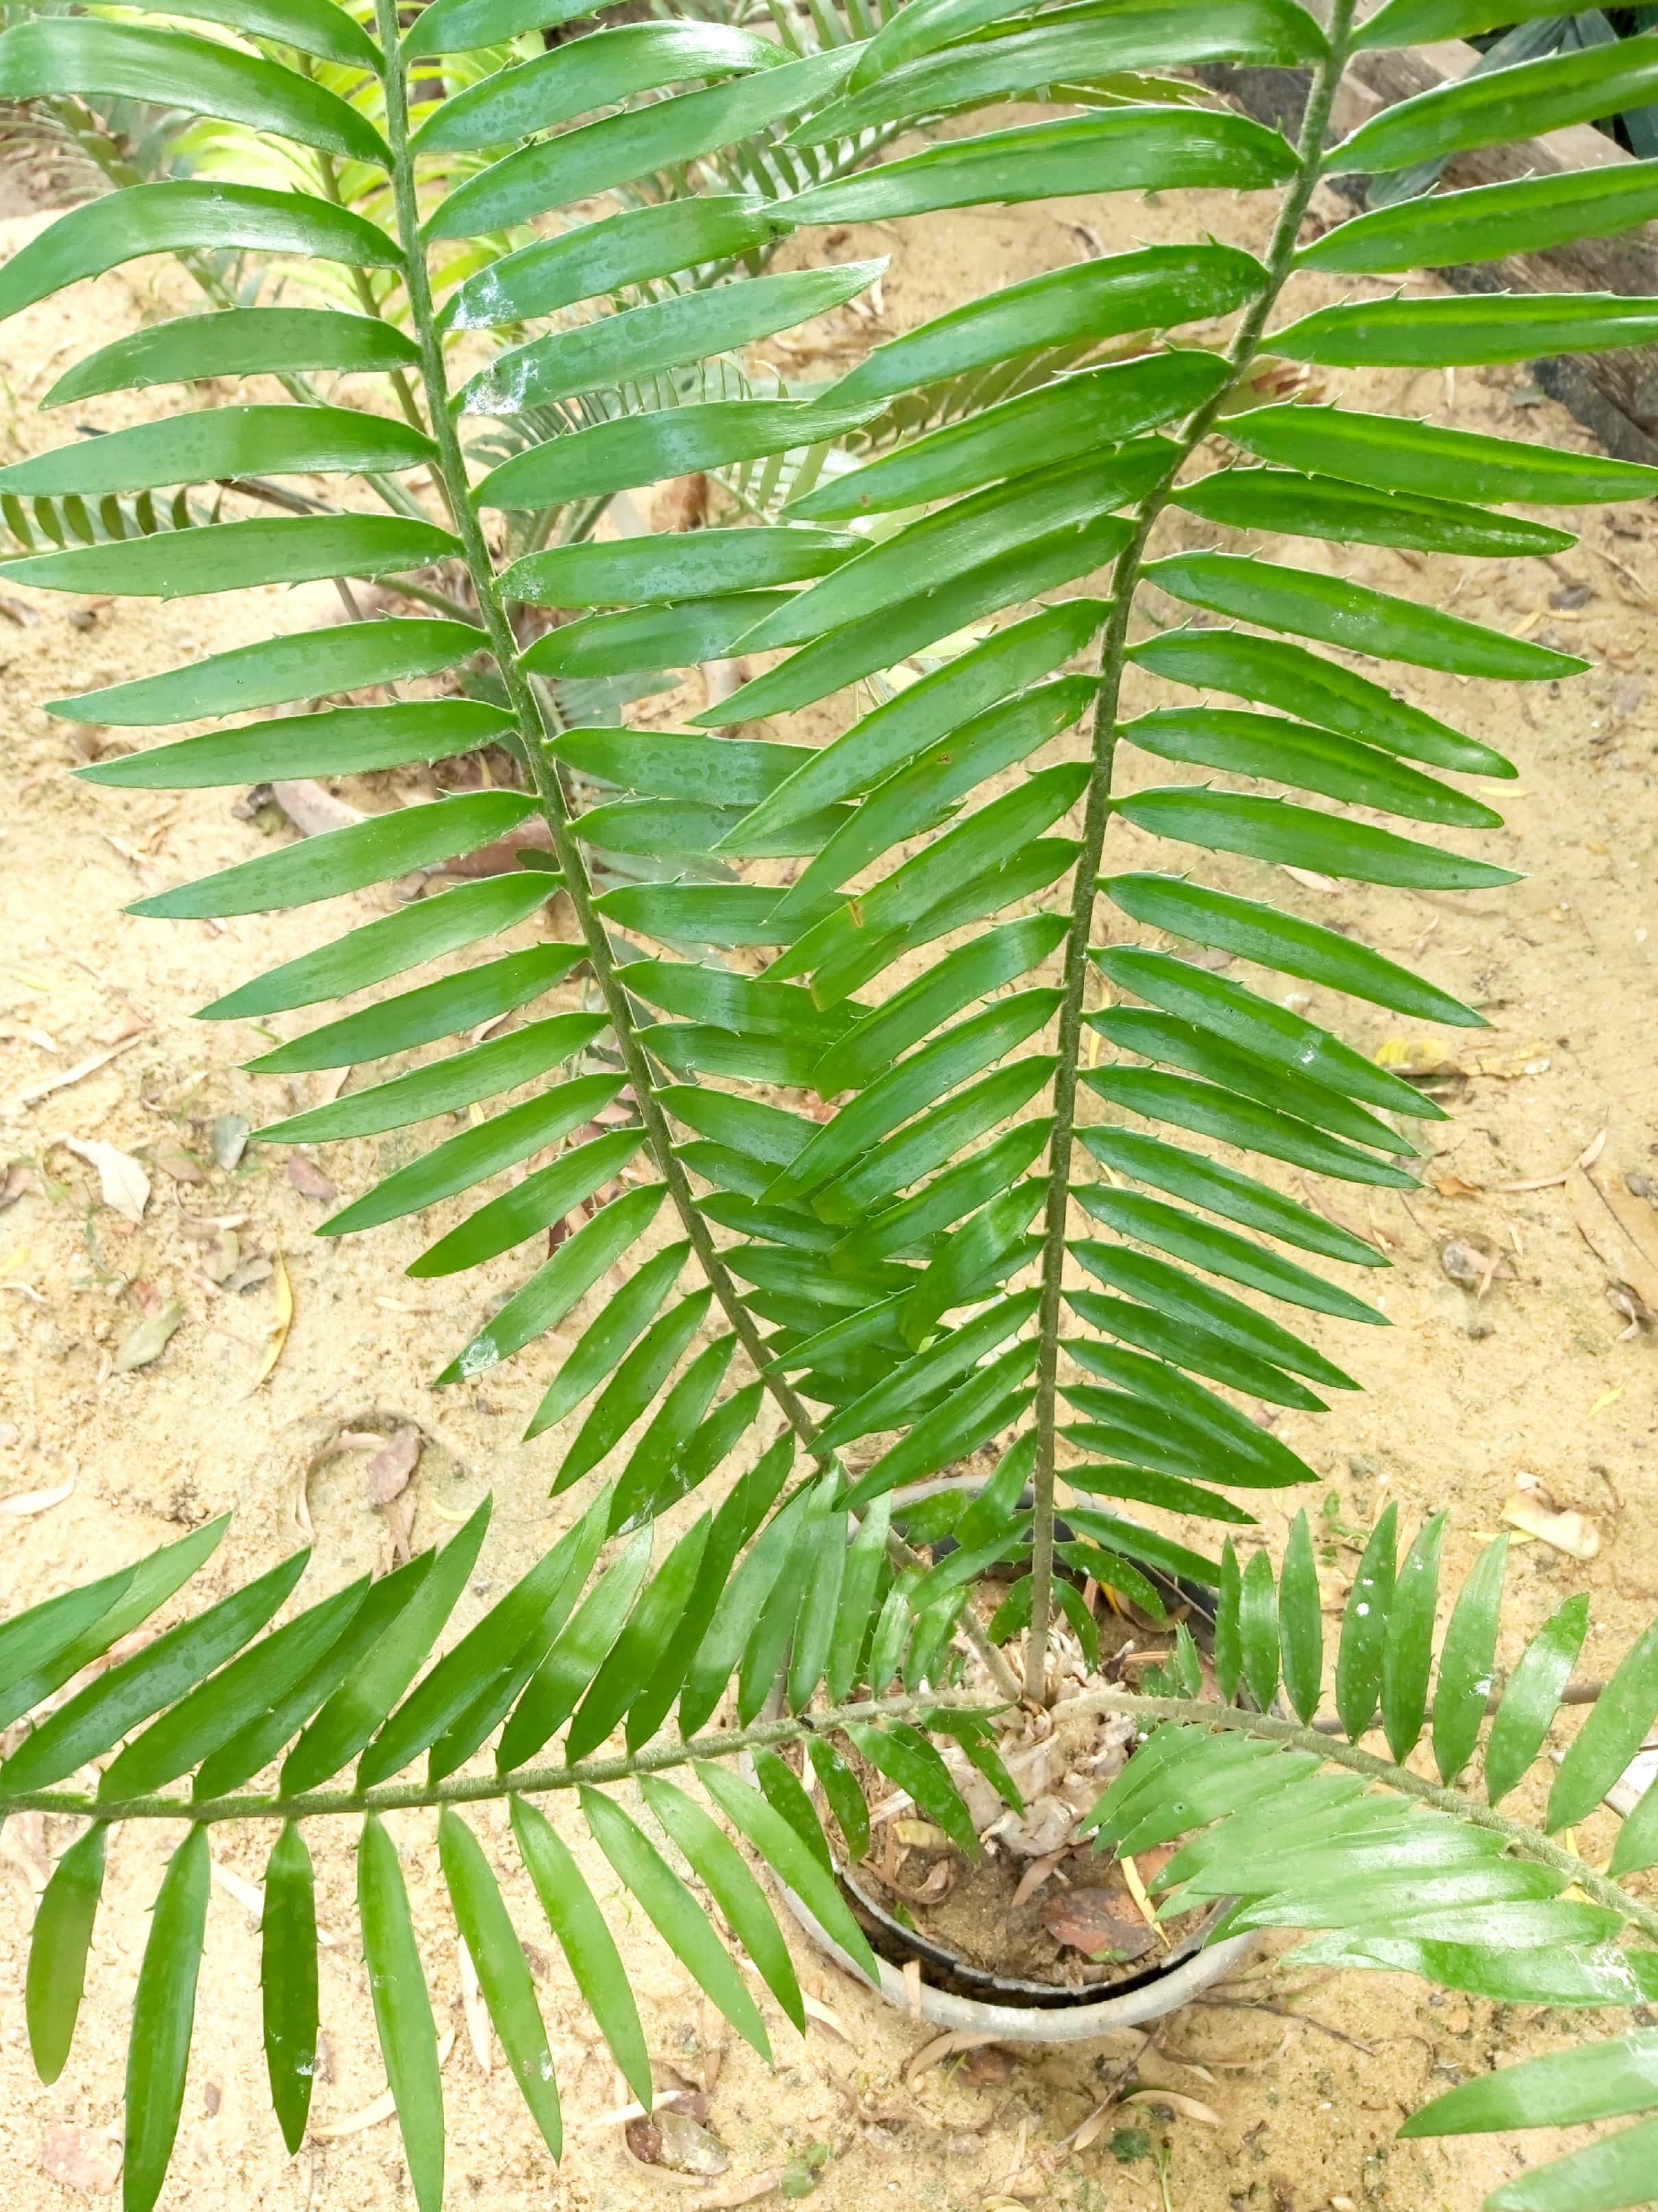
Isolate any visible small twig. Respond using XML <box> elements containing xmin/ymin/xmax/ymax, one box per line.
<box><xmin>1190</xmin><ymin>1995</ymin><xmax>1376</xmax><ymax>2056</ymax></box>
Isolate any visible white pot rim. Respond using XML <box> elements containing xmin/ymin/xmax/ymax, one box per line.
<box><xmin>775</xmin><ymin>1876</ymin><xmax>1255</xmax><ymax>2041</ymax></box>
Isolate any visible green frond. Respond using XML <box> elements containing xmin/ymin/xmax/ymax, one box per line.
<box><xmin>11</xmin><ymin>0</ymin><xmax>1658</xmax><ymax>2195</ymax></box>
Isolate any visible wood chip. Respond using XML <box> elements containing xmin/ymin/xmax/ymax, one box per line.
<box><xmin>583</xmin><ymin>2089</ymin><xmax>698</xmax><ymax>2133</ymax></box>
<box><xmin>1501</xmin><ymin>1493</ymin><xmax>1601</xmax><ymax>1561</ymax></box>
<box><xmin>59</xmin><ymin>1136</ymin><xmax>149</xmax><ymax>1222</ymax></box>
<box><xmin>210</xmin><ymin>1858</ymin><xmax>267</xmax><ymax>1919</ymax></box>
<box><xmin>1608</xmin><ymin>1741</ymin><xmax>1658</xmax><ymax>1819</ymax></box>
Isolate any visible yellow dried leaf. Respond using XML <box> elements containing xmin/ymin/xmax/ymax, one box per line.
<box><xmin>1119</xmin><ymin>1854</ymin><xmax>1168</xmax><ymax>1947</ymax></box>
<box><xmin>253</xmin><ymin>1253</ymin><xmax>293</xmax><ymax>1387</ymax></box>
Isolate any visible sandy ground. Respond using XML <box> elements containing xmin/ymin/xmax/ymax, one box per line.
<box><xmin>2</xmin><ymin>106</ymin><xmax>1658</xmax><ymax>2212</ymax></box>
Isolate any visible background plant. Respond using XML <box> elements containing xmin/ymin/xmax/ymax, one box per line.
<box><xmin>3</xmin><ymin>0</ymin><xmax>1658</xmax><ymax>2204</ymax></box>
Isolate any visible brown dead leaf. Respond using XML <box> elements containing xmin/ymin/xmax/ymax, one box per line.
<box><xmin>0</xmin><ymin>1163</ymin><xmax>32</xmax><ymax>1211</ymax></box>
<box><xmin>1568</xmin><ymin>1164</ymin><xmax>1658</xmax><ymax>1312</ymax></box>
<box><xmin>39</xmin><ymin>2126</ymin><xmax>119</xmax><ymax>2193</ymax></box>
<box><xmin>285</xmin><ymin>1153</ymin><xmax>337</xmax><ymax>1203</ymax></box>
<box><xmin>367</xmin><ymin>1424</ymin><xmax>421</xmax><ymax>1505</ymax></box>
<box><xmin>1123</xmin><ymin>2088</ymin><xmax>1222</xmax><ymax>2126</ymax></box>
<box><xmin>1039</xmin><ymin>1884</ymin><xmax>1159</xmax><ymax>1963</ymax></box>
<box><xmin>904</xmin><ymin>2029</ymin><xmax>1000</xmax><ymax>2086</ymax></box>
<box><xmin>1433</xmin><ymin>1175</ymin><xmax>1484</xmax><ymax>1200</ymax></box>
<box><xmin>150</xmin><ymin>1144</ymin><xmax>207</xmax><ymax>1186</ymax></box>
<box><xmin>1009</xmin><ymin>1848</ymin><xmax>1069</xmax><ymax>1913</ymax></box>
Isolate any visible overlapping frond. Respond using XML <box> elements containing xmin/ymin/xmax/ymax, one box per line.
<box><xmin>1085</xmin><ymin>1516</ymin><xmax>1658</xmax><ymax>2210</ymax></box>
<box><xmin>1</xmin><ymin>1490</ymin><xmax>980</xmax><ymax>2211</ymax></box>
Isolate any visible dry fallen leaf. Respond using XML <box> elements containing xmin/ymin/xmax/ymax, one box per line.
<box><xmin>112</xmin><ymin>1299</ymin><xmax>184</xmax><ymax>1375</ymax></box>
<box><xmin>60</xmin><ymin>1136</ymin><xmax>150</xmax><ymax>1222</ymax></box>
<box><xmin>1501</xmin><ymin>1493</ymin><xmax>1601</xmax><ymax>1561</ymax></box>
<box><xmin>891</xmin><ymin>1818</ymin><xmax>950</xmax><ymax>1851</ymax></box>
<box><xmin>1039</xmin><ymin>1884</ymin><xmax>1159</xmax><ymax>1963</ymax></box>
<box><xmin>1433</xmin><ymin>1175</ymin><xmax>1485</xmax><ymax>1200</ymax></box>
<box><xmin>1123</xmin><ymin>2088</ymin><xmax>1222</xmax><ymax>2126</ymax></box>
<box><xmin>1069</xmin><ymin>2101</ymin><xmax>1121</xmax><ymax>2154</ymax></box>
<box><xmin>284</xmin><ymin>1153</ymin><xmax>337</xmax><ymax>1203</ymax></box>
<box><xmin>252</xmin><ymin>1254</ymin><xmax>293</xmax><ymax>1387</ymax></box>
<box><xmin>904</xmin><ymin>2028</ymin><xmax>1000</xmax><ymax>2086</ymax></box>
<box><xmin>1119</xmin><ymin>1853</ymin><xmax>1168</xmax><ymax>1945</ymax></box>
<box><xmin>1376</xmin><ymin>1037</ymin><xmax>1552</xmax><ymax>1082</ymax></box>
<box><xmin>150</xmin><ymin>1144</ymin><xmax>206</xmax><ymax>1186</ymax></box>
<box><xmin>11</xmin><ymin>1035</ymin><xmax>144</xmax><ymax>1110</ymax></box>
<box><xmin>1568</xmin><ymin>1164</ymin><xmax>1658</xmax><ymax>1313</ymax></box>
<box><xmin>210</xmin><ymin>1114</ymin><xmax>250</xmax><ymax>1170</ymax></box>
<box><xmin>0</xmin><ymin>1479</ymin><xmax>74</xmax><ymax>1516</ymax></box>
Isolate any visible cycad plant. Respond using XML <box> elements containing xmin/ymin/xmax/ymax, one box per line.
<box><xmin>5</xmin><ymin>0</ymin><xmax>1658</xmax><ymax>2203</ymax></box>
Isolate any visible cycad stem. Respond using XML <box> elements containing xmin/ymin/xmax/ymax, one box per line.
<box><xmin>1024</xmin><ymin>3</ymin><xmax>1359</xmax><ymax>1702</ymax></box>
<box><xmin>369</xmin><ymin>0</ymin><xmax>1020</xmax><ymax>1704</ymax></box>
<box><xmin>373</xmin><ymin>0</ymin><xmax>824</xmax><ymax>1438</ymax></box>
<box><xmin>314</xmin><ymin>147</ymin><xmax>430</xmax><ymax>438</ymax></box>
